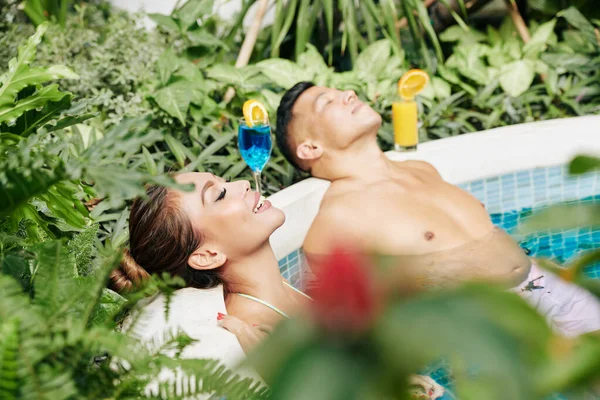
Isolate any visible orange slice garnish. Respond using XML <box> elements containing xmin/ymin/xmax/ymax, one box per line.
<box><xmin>398</xmin><ymin>69</ymin><xmax>430</xmax><ymax>100</ymax></box>
<box><xmin>242</xmin><ymin>99</ymin><xmax>268</xmax><ymax>127</ymax></box>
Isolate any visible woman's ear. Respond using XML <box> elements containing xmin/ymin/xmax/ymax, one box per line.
<box><xmin>188</xmin><ymin>246</ymin><xmax>226</xmax><ymax>271</ymax></box>
<box><xmin>296</xmin><ymin>139</ymin><xmax>323</xmax><ymax>161</ymax></box>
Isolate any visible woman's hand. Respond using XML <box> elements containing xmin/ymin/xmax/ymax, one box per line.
<box><xmin>218</xmin><ymin>314</ymin><xmax>272</xmax><ymax>354</ymax></box>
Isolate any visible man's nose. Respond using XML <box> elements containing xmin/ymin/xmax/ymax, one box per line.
<box><xmin>343</xmin><ymin>90</ymin><xmax>357</xmax><ymax>105</ymax></box>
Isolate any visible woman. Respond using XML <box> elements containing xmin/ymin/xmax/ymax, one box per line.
<box><xmin>111</xmin><ymin>172</ymin><xmax>312</xmax><ymax>349</ymax></box>
<box><xmin>111</xmin><ymin>172</ymin><xmax>446</xmax><ymax>399</ymax></box>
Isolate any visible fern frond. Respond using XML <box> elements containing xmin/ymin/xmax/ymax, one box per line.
<box><xmin>0</xmin><ymin>318</ymin><xmax>20</xmax><ymax>400</ymax></box>
<box><xmin>32</xmin><ymin>240</ymin><xmax>78</xmax><ymax>318</ymax></box>
<box><xmin>155</xmin><ymin>357</ymin><xmax>269</xmax><ymax>400</ymax></box>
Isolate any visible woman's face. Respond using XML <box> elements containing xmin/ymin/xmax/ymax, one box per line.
<box><xmin>174</xmin><ymin>172</ymin><xmax>285</xmax><ymax>260</ymax></box>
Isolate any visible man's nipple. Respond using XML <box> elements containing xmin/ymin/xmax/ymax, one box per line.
<box><xmin>424</xmin><ymin>231</ymin><xmax>435</xmax><ymax>241</ymax></box>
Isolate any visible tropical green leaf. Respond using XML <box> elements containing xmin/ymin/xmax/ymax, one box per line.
<box><xmin>297</xmin><ymin>44</ymin><xmax>330</xmax><ymax>78</ymax></box>
<box><xmin>0</xmin><ymin>23</ymin><xmax>47</xmax><ymax>96</ymax></box>
<box><xmin>558</xmin><ymin>7</ymin><xmax>598</xmax><ymax>47</ymax></box>
<box><xmin>148</xmin><ymin>13</ymin><xmax>181</xmax><ymax>32</ymax></box>
<box><xmin>523</xmin><ymin>19</ymin><xmax>557</xmax><ymax>58</ymax></box>
<box><xmin>499</xmin><ymin>60</ymin><xmax>536</xmax><ymax>97</ymax></box>
<box><xmin>0</xmin><ymin>160</ymin><xmax>67</xmax><ymax>218</ymax></box>
<box><xmin>0</xmin><ymin>23</ymin><xmax>77</xmax><ymax>127</ymax></box>
<box><xmin>354</xmin><ymin>39</ymin><xmax>391</xmax><ymax>79</ymax></box>
<box><xmin>206</xmin><ymin>64</ymin><xmax>246</xmax><ymax>86</ymax></box>
<box><xmin>187</xmin><ymin>29</ymin><xmax>229</xmax><ymax>49</ymax></box>
<box><xmin>569</xmin><ymin>155</ymin><xmax>600</xmax><ymax>174</ymax></box>
<box><xmin>256</xmin><ymin>59</ymin><xmax>313</xmax><ymax>89</ymax></box>
<box><xmin>156</xmin><ymin>49</ymin><xmax>181</xmax><ymax>86</ymax></box>
<box><xmin>0</xmin><ymin>85</ymin><xmax>71</xmax><ymax>126</ymax></box>
<box><xmin>519</xmin><ymin>203</ymin><xmax>600</xmax><ymax>233</ymax></box>
<box><xmin>175</xmin><ymin>0</ymin><xmax>214</xmax><ymax>31</ymax></box>
<box><xmin>272</xmin><ymin>0</ymin><xmax>299</xmax><ymax>56</ymax></box>
<box><xmin>375</xmin><ymin>285</ymin><xmax>551</xmax><ymax>399</ymax></box>
<box><xmin>152</xmin><ymin>80</ymin><xmax>200</xmax><ymax>125</ymax></box>
<box><xmin>164</xmin><ymin>134</ymin><xmax>188</xmax><ymax>168</ymax></box>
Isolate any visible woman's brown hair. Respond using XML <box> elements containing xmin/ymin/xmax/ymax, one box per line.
<box><xmin>110</xmin><ymin>184</ymin><xmax>226</xmax><ymax>293</ymax></box>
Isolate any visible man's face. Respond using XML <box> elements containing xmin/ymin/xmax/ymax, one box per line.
<box><xmin>291</xmin><ymin>86</ymin><xmax>382</xmax><ymax>150</ymax></box>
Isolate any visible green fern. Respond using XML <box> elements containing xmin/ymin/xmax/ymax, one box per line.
<box><xmin>32</xmin><ymin>240</ymin><xmax>78</xmax><ymax>319</ymax></box>
<box><xmin>0</xmin><ymin>318</ymin><xmax>20</xmax><ymax>400</ymax></box>
<box><xmin>155</xmin><ymin>357</ymin><xmax>270</xmax><ymax>400</ymax></box>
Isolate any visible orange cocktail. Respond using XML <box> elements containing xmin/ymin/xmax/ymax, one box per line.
<box><xmin>392</xmin><ymin>69</ymin><xmax>429</xmax><ymax>151</ymax></box>
<box><xmin>392</xmin><ymin>100</ymin><xmax>418</xmax><ymax>150</ymax></box>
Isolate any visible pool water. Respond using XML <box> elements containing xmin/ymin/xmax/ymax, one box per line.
<box><xmin>491</xmin><ymin>194</ymin><xmax>600</xmax><ymax>277</ymax></box>
<box><xmin>460</xmin><ymin>165</ymin><xmax>600</xmax><ymax>279</ymax></box>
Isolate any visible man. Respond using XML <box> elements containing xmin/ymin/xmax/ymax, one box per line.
<box><xmin>275</xmin><ymin>81</ymin><xmax>600</xmax><ymax>337</ymax></box>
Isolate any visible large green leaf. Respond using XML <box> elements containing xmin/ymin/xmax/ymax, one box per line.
<box><xmin>148</xmin><ymin>13</ymin><xmax>181</xmax><ymax>32</ymax></box>
<box><xmin>256</xmin><ymin>59</ymin><xmax>313</xmax><ymax>89</ymax></box>
<box><xmin>297</xmin><ymin>44</ymin><xmax>330</xmax><ymax>79</ymax></box>
<box><xmin>176</xmin><ymin>0</ymin><xmax>214</xmax><ymax>31</ymax></box>
<box><xmin>187</xmin><ymin>30</ymin><xmax>228</xmax><ymax>50</ymax></box>
<box><xmin>206</xmin><ymin>64</ymin><xmax>246</xmax><ymax>87</ymax></box>
<box><xmin>518</xmin><ymin>203</ymin><xmax>600</xmax><ymax>233</ymax></box>
<box><xmin>375</xmin><ymin>285</ymin><xmax>551</xmax><ymax>399</ymax></box>
<box><xmin>0</xmin><ymin>23</ymin><xmax>77</xmax><ymax>127</ymax></box>
<box><xmin>558</xmin><ymin>7</ymin><xmax>598</xmax><ymax>48</ymax></box>
<box><xmin>156</xmin><ymin>49</ymin><xmax>181</xmax><ymax>86</ymax></box>
<box><xmin>152</xmin><ymin>80</ymin><xmax>201</xmax><ymax>125</ymax></box>
<box><xmin>0</xmin><ymin>159</ymin><xmax>67</xmax><ymax>218</ymax></box>
<box><xmin>440</xmin><ymin>25</ymin><xmax>486</xmax><ymax>43</ymax></box>
<box><xmin>0</xmin><ymin>85</ymin><xmax>71</xmax><ymax>126</ymax></box>
<box><xmin>354</xmin><ymin>39</ymin><xmax>391</xmax><ymax>79</ymax></box>
<box><xmin>523</xmin><ymin>19</ymin><xmax>557</xmax><ymax>59</ymax></box>
<box><xmin>0</xmin><ymin>66</ymin><xmax>77</xmax><ymax>108</ymax></box>
<box><xmin>0</xmin><ymin>23</ymin><xmax>47</xmax><ymax>99</ymax></box>
<box><xmin>499</xmin><ymin>60</ymin><xmax>536</xmax><ymax>97</ymax></box>
<box><xmin>569</xmin><ymin>155</ymin><xmax>600</xmax><ymax>174</ymax></box>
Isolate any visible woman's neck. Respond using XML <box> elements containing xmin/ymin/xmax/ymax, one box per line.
<box><xmin>223</xmin><ymin>243</ymin><xmax>289</xmax><ymax>302</ymax></box>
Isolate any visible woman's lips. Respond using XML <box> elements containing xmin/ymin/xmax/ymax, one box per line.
<box><xmin>252</xmin><ymin>191</ymin><xmax>260</xmax><ymax>210</ymax></box>
<box><xmin>256</xmin><ymin>200</ymin><xmax>271</xmax><ymax>213</ymax></box>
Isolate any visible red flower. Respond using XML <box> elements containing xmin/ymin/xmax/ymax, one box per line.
<box><xmin>307</xmin><ymin>246</ymin><xmax>378</xmax><ymax>334</ymax></box>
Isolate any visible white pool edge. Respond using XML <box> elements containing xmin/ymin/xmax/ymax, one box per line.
<box><xmin>268</xmin><ymin>115</ymin><xmax>600</xmax><ymax>260</ymax></box>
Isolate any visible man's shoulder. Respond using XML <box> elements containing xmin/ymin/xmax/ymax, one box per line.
<box><xmin>396</xmin><ymin>160</ymin><xmax>442</xmax><ymax>178</ymax></box>
<box><xmin>304</xmin><ymin>196</ymin><xmax>363</xmax><ymax>253</ymax></box>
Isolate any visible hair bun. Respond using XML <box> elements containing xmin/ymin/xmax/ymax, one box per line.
<box><xmin>109</xmin><ymin>248</ymin><xmax>151</xmax><ymax>293</ymax></box>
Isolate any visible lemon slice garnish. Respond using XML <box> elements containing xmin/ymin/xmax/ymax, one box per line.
<box><xmin>398</xmin><ymin>69</ymin><xmax>430</xmax><ymax>101</ymax></box>
<box><xmin>242</xmin><ymin>99</ymin><xmax>268</xmax><ymax>128</ymax></box>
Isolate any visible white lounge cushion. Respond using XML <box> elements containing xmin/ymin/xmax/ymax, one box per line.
<box><xmin>125</xmin><ymin>285</ymin><xmax>263</xmax><ymax>398</ymax></box>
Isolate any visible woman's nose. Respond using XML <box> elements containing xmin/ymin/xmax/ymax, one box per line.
<box><xmin>241</xmin><ymin>180</ymin><xmax>251</xmax><ymax>194</ymax></box>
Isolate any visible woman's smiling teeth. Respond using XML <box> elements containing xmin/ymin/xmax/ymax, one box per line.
<box><xmin>253</xmin><ymin>195</ymin><xmax>267</xmax><ymax>213</ymax></box>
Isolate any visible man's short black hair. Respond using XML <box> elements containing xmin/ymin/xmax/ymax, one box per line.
<box><xmin>275</xmin><ymin>81</ymin><xmax>315</xmax><ymax>172</ymax></box>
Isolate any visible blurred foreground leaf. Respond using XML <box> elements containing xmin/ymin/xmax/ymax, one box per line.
<box><xmin>569</xmin><ymin>155</ymin><xmax>600</xmax><ymax>175</ymax></box>
<box><xmin>518</xmin><ymin>203</ymin><xmax>600</xmax><ymax>234</ymax></box>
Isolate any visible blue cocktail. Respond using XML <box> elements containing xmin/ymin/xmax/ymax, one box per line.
<box><xmin>238</xmin><ymin>119</ymin><xmax>272</xmax><ymax>194</ymax></box>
